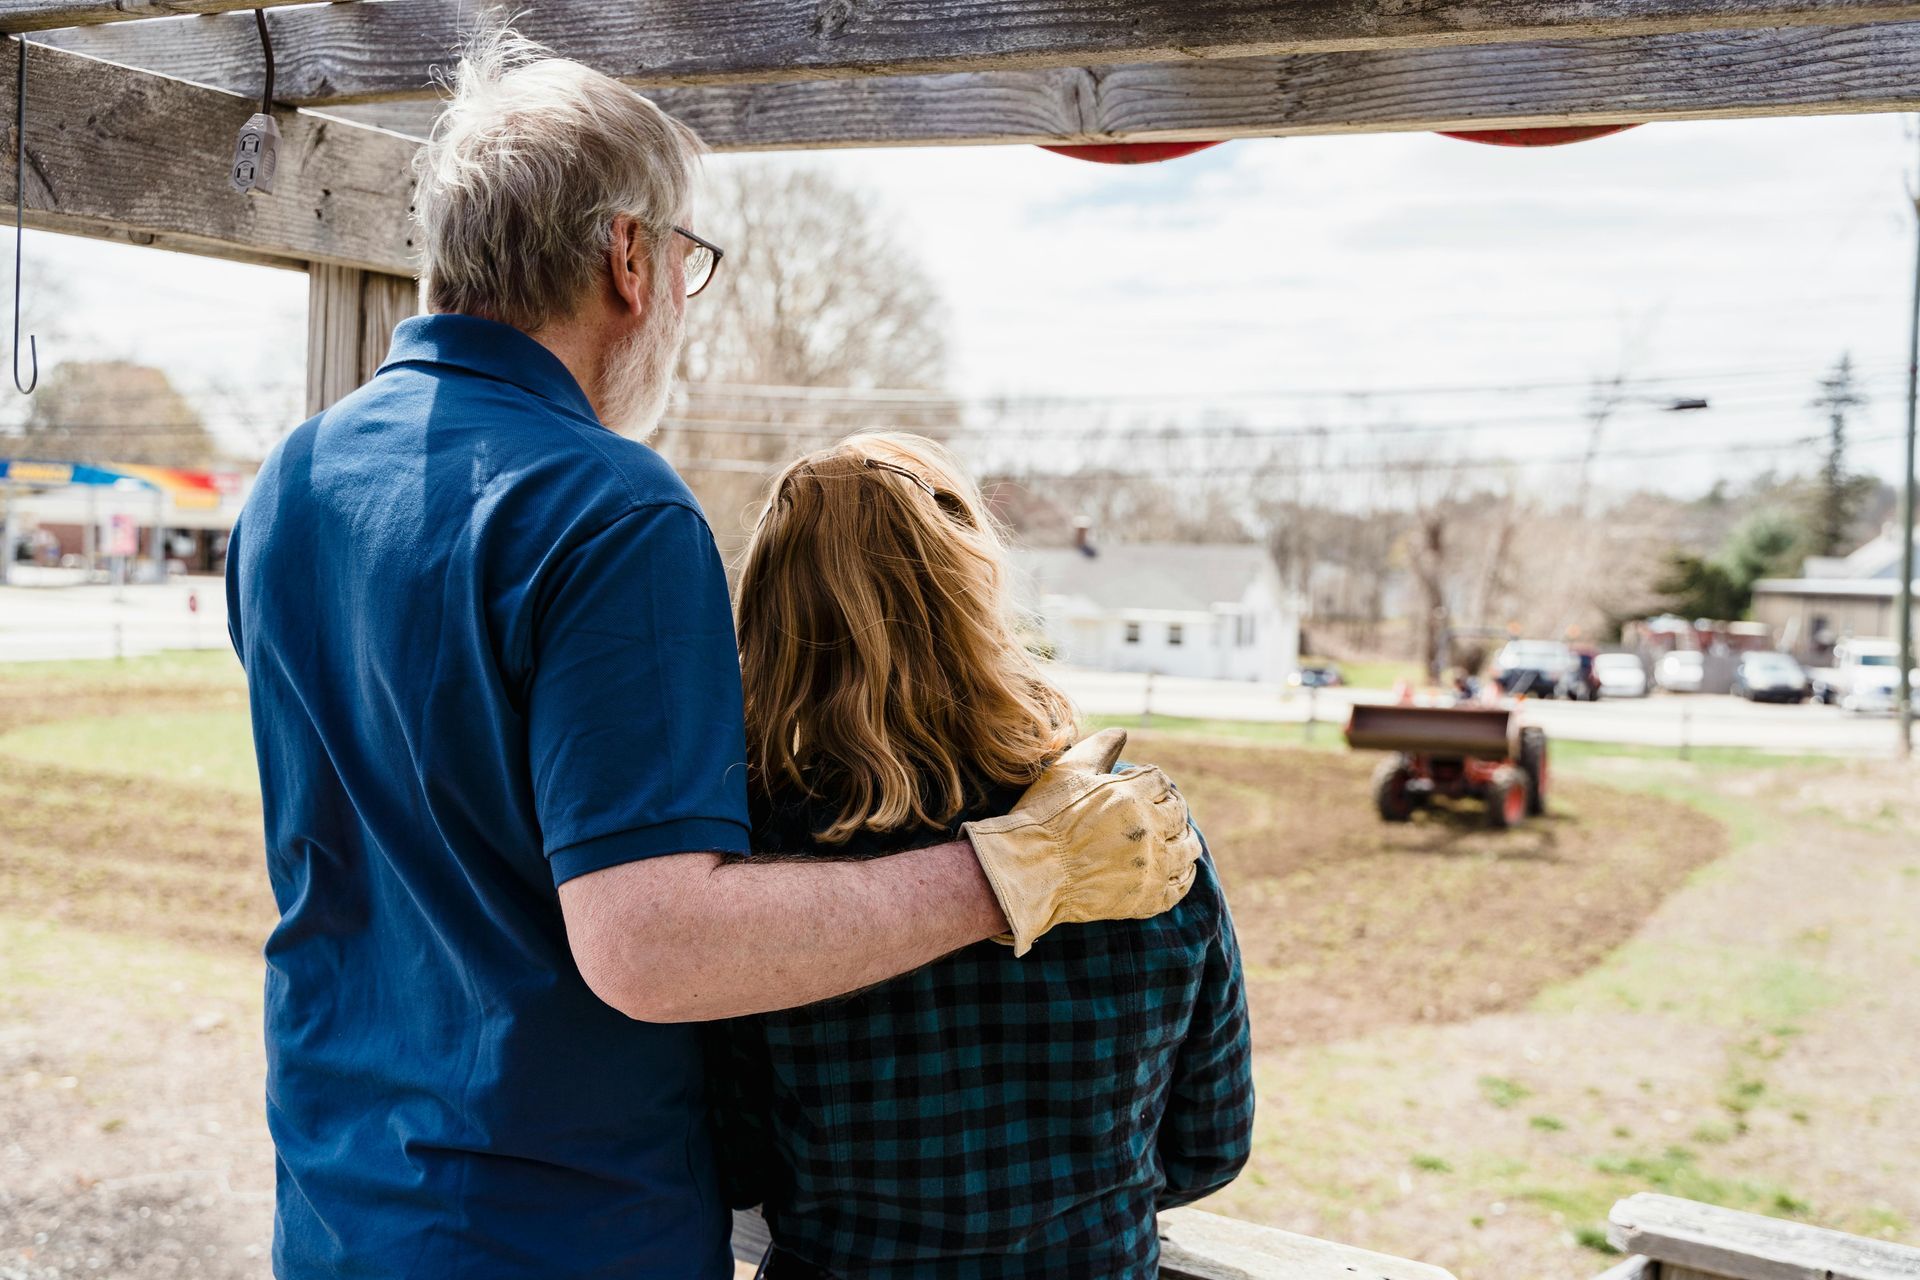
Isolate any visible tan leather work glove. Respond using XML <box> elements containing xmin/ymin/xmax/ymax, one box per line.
<box><xmin>963</xmin><ymin>728</ymin><xmax>1202</xmax><ymax>957</ymax></box>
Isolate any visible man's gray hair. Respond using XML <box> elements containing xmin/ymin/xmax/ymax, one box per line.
<box><xmin>416</xmin><ymin>28</ymin><xmax>703</xmax><ymax>332</ymax></box>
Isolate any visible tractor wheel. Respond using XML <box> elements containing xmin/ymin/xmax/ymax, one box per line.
<box><xmin>1486</xmin><ymin>767</ymin><xmax>1527</xmax><ymax>830</ymax></box>
<box><xmin>1517</xmin><ymin>727</ymin><xmax>1549</xmax><ymax>817</ymax></box>
<box><xmin>1372</xmin><ymin>755</ymin><xmax>1418</xmax><ymax>823</ymax></box>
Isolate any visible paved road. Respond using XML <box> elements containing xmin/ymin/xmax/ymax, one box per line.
<box><xmin>2</xmin><ymin>578</ymin><xmax>1907</xmax><ymax>755</ymax></box>
<box><xmin>0</xmin><ymin>573</ymin><xmax>230</xmax><ymax>663</ymax></box>
<box><xmin>1057</xmin><ymin>668</ymin><xmax>1909</xmax><ymax>757</ymax></box>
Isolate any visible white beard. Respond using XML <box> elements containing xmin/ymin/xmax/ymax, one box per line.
<box><xmin>599</xmin><ymin>279</ymin><xmax>684</xmax><ymax>440</ymax></box>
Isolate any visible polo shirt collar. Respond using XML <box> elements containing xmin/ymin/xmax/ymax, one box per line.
<box><xmin>381</xmin><ymin>313</ymin><xmax>600</xmax><ymax>424</ymax></box>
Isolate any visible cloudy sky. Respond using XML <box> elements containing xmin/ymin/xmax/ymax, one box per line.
<box><xmin>11</xmin><ymin>109</ymin><xmax>1918</xmax><ymax>500</ymax></box>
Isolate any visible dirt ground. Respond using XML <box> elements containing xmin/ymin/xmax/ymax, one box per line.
<box><xmin>2</xmin><ymin>656</ymin><xmax>1915</xmax><ymax>1279</ymax></box>
<box><xmin>1136</xmin><ymin>734</ymin><xmax>1727</xmax><ymax>1052</ymax></box>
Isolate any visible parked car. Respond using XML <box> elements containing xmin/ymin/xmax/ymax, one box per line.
<box><xmin>1288</xmin><ymin>663</ymin><xmax>1344</xmax><ymax>689</ymax></box>
<box><xmin>1818</xmin><ymin>638</ymin><xmax>1917</xmax><ymax>714</ymax></box>
<box><xmin>1592</xmin><ymin>652</ymin><xmax>1649</xmax><ymax>698</ymax></box>
<box><xmin>1655</xmin><ymin>649</ymin><xmax>1705</xmax><ymax>693</ymax></box>
<box><xmin>1492</xmin><ymin>640</ymin><xmax>1574</xmax><ymax>698</ymax></box>
<box><xmin>1731</xmin><ymin>651</ymin><xmax>1810</xmax><ymax>703</ymax></box>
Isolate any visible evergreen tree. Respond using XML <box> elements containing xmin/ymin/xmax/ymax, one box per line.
<box><xmin>1810</xmin><ymin>353</ymin><xmax>1869</xmax><ymax>555</ymax></box>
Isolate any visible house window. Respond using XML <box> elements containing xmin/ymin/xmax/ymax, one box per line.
<box><xmin>1124</xmin><ymin>621</ymin><xmax>1141</xmax><ymax>645</ymax></box>
<box><xmin>1168</xmin><ymin>623</ymin><xmax>1184</xmax><ymax>647</ymax></box>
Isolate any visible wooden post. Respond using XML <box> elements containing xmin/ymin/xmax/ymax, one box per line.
<box><xmin>305</xmin><ymin>265</ymin><xmax>419</xmax><ymax>417</ymax></box>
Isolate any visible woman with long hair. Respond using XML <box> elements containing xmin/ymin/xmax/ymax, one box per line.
<box><xmin>710</xmin><ymin>432</ymin><xmax>1253</xmax><ymax>1279</ymax></box>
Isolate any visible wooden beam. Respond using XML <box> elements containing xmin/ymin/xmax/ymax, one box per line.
<box><xmin>2</xmin><ymin>38</ymin><xmax>418</xmax><ymax>275</ymax></box>
<box><xmin>306</xmin><ymin>264</ymin><xmax>419</xmax><ymax>413</ymax></box>
<box><xmin>0</xmin><ymin>0</ymin><xmax>310</xmax><ymax>37</ymax></box>
<box><xmin>732</xmin><ymin>1207</ymin><xmax>1459</xmax><ymax>1280</ymax></box>
<box><xmin>30</xmin><ymin>0</ymin><xmax>1920</xmax><ymax>105</ymax></box>
<box><xmin>1157</xmin><ymin>1207</ymin><xmax>1458</xmax><ymax>1280</ymax></box>
<box><xmin>334</xmin><ymin>22</ymin><xmax>1920</xmax><ymax>150</ymax></box>
<box><xmin>1608</xmin><ymin>1195</ymin><xmax>1920</xmax><ymax>1280</ymax></box>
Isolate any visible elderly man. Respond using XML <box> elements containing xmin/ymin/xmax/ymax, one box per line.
<box><xmin>225</xmin><ymin>30</ymin><xmax>1201</xmax><ymax>1280</ymax></box>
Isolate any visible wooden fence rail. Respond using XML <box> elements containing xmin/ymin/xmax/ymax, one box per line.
<box><xmin>730</xmin><ymin>1195</ymin><xmax>1920</xmax><ymax>1279</ymax></box>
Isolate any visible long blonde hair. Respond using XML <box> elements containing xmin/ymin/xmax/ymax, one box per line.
<box><xmin>736</xmin><ymin>432</ymin><xmax>1076</xmax><ymax>843</ymax></box>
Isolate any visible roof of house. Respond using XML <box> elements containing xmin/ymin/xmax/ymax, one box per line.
<box><xmin>1760</xmin><ymin>525</ymin><xmax>1918</xmax><ymax>597</ymax></box>
<box><xmin>1801</xmin><ymin>525</ymin><xmax>1919</xmax><ymax>581</ymax></box>
<box><xmin>1012</xmin><ymin>543</ymin><xmax>1274</xmax><ymax>615</ymax></box>
<box><xmin>1752</xmin><ymin>577</ymin><xmax>1905</xmax><ymax>599</ymax></box>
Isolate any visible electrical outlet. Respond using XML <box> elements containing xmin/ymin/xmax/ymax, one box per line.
<box><xmin>231</xmin><ymin>112</ymin><xmax>280</xmax><ymax>196</ymax></box>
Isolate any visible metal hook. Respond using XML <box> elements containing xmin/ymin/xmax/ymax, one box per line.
<box><xmin>12</xmin><ymin>34</ymin><xmax>35</xmax><ymax>395</ymax></box>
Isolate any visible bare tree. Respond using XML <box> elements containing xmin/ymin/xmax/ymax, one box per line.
<box><xmin>0</xmin><ymin>360</ymin><xmax>222</xmax><ymax>466</ymax></box>
<box><xmin>653</xmin><ymin>163</ymin><xmax>953</xmax><ymax>555</ymax></box>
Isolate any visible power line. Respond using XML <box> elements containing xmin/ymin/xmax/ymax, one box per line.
<box><xmin>671</xmin><ymin>428</ymin><xmax>1894</xmax><ymax>481</ymax></box>
<box><xmin>672</xmin><ymin>362</ymin><xmax>1911</xmax><ymax>408</ymax></box>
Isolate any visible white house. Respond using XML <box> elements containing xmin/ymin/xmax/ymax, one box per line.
<box><xmin>1751</xmin><ymin>523</ymin><xmax>1919</xmax><ymax>661</ymax></box>
<box><xmin>1011</xmin><ymin>539</ymin><xmax>1300</xmax><ymax>683</ymax></box>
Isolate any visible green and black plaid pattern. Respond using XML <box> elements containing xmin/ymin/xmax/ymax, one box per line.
<box><xmin>708</xmin><ymin>793</ymin><xmax>1253</xmax><ymax>1280</ymax></box>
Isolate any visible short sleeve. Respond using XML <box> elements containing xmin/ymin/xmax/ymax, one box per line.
<box><xmin>528</xmin><ymin>502</ymin><xmax>751</xmax><ymax>885</ymax></box>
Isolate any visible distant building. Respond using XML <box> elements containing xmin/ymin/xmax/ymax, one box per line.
<box><xmin>0</xmin><ymin>459</ymin><xmax>249</xmax><ymax>578</ymax></box>
<box><xmin>1751</xmin><ymin>524</ymin><xmax>1919</xmax><ymax>660</ymax></box>
<box><xmin>1012</xmin><ymin>529</ymin><xmax>1300</xmax><ymax>682</ymax></box>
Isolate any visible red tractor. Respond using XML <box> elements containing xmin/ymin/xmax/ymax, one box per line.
<box><xmin>1344</xmin><ymin>703</ymin><xmax>1549</xmax><ymax>828</ymax></box>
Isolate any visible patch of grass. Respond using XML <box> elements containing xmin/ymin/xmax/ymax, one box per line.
<box><xmin>1323</xmin><ymin>659</ymin><xmax>1425</xmax><ymax>691</ymax></box>
<box><xmin>1587</xmin><ymin>1146</ymin><xmax>1813</xmax><ymax>1219</ymax></box>
<box><xmin>1856</xmin><ymin>1207</ymin><xmax>1912</xmax><ymax>1239</ymax></box>
<box><xmin>0</xmin><ymin>649</ymin><xmax>242</xmax><ymax>687</ymax></box>
<box><xmin>1083</xmin><ymin>713</ymin><xmax>1342</xmax><ymax>751</ymax></box>
<box><xmin>1535</xmin><ymin>942</ymin><xmax>1841</xmax><ymax>1028</ymax></box>
<box><xmin>1529</xmin><ymin>1115</ymin><xmax>1567</xmax><ymax>1132</ymax></box>
<box><xmin>1092</xmin><ymin>711</ymin><xmax>1859</xmax><ymax>768</ymax></box>
<box><xmin>1573</xmin><ymin>1225</ymin><xmax>1621</xmax><ymax>1255</ymax></box>
<box><xmin>1720</xmin><ymin>1073</ymin><xmax>1768</xmax><ymax>1116</ymax></box>
<box><xmin>0</xmin><ymin>709</ymin><xmax>256</xmax><ymax>794</ymax></box>
<box><xmin>1478</xmin><ymin>1075</ymin><xmax>1533</xmax><ymax>1109</ymax></box>
<box><xmin>1691</xmin><ymin>1119</ymin><xmax>1739</xmax><ymax>1145</ymax></box>
<box><xmin>1545</xmin><ymin>740</ymin><xmax>1850</xmax><ymax>771</ymax></box>
<box><xmin>0</xmin><ymin>917</ymin><xmax>257</xmax><ymax>1015</ymax></box>
<box><xmin>1410</xmin><ymin>1153</ymin><xmax>1453</xmax><ymax>1173</ymax></box>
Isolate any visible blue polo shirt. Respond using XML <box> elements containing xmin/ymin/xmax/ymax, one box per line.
<box><xmin>226</xmin><ymin>314</ymin><xmax>751</xmax><ymax>1279</ymax></box>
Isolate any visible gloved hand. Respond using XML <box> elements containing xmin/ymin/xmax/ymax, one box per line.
<box><xmin>963</xmin><ymin>728</ymin><xmax>1202</xmax><ymax>956</ymax></box>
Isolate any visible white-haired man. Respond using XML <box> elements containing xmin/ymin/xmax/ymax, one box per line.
<box><xmin>225</xmin><ymin>33</ymin><xmax>1202</xmax><ymax>1280</ymax></box>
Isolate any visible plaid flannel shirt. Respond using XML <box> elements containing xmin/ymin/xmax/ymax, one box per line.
<box><xmin>705</xmin><ymin>780</ymin><xmax>1254</xmax><ymax>1279</ymax></box>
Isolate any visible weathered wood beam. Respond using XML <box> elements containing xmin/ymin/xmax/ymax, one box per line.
<box><xmin>1157</xmin><ymin>1207</ymin><xmax>1459</xmax><ymax>1280</ymax></box>
<box><xmin>0</xmin><ymin>0</ymin><xmax>312</xmax><ymax>37</ymax></box>
<box><xmin>306</xmin><ymin>265</ymin><xmax>419</xmax><ymax>414</ymax></box>
<box><xmin>731</xmin><ymin>1208</ymin><xmax>1460</xmax><ymax>1280</ymax></box>
<box><xmin>31</xmin><ymin>0</ymin><xmax>1920</xmax><ymax>105</ymax></box>
<box><xmin>3</xmin><ymin>38</ymin><xmax>418</xmax><ymax>274</ymax></box>
<box><xmin>334</xmin><ymin>22</ymin><xmax>1920</xmax><ymax>150</ymax></box>
<box><xmin>1608</xmin><ymin>1194</ymin><xmax>1920</xmax><ymax>1280</ymax></box>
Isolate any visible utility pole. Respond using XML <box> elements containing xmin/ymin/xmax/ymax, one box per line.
<box><xmin>1897</xmin><ymin>126</ymin><xmax>1918</xmax><ymax>761</ymax></box>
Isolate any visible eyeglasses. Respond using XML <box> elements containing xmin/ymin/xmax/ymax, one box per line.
<box><xmin>673</xmin><ymin>226</ymin><xmax>724</xmax><ymax>298</ymax></box>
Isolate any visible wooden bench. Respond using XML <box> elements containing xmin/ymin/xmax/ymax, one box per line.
<box><xmin>1606</xmin><ymin>1194</ymin><xmax>1920</xmax><ymax>1280</ymax></box>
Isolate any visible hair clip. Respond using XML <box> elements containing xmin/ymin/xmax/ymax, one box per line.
<box><xmin>863</xmin><ymin>456</ymin><xmax>938</xmax><ymax>499</ymax></box>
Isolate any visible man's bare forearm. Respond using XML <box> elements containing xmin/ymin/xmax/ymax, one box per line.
<box><xmin>559</xmin><ymin>841</ymin><xmax>1006</xmax><ymax>1023</ymax></box>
